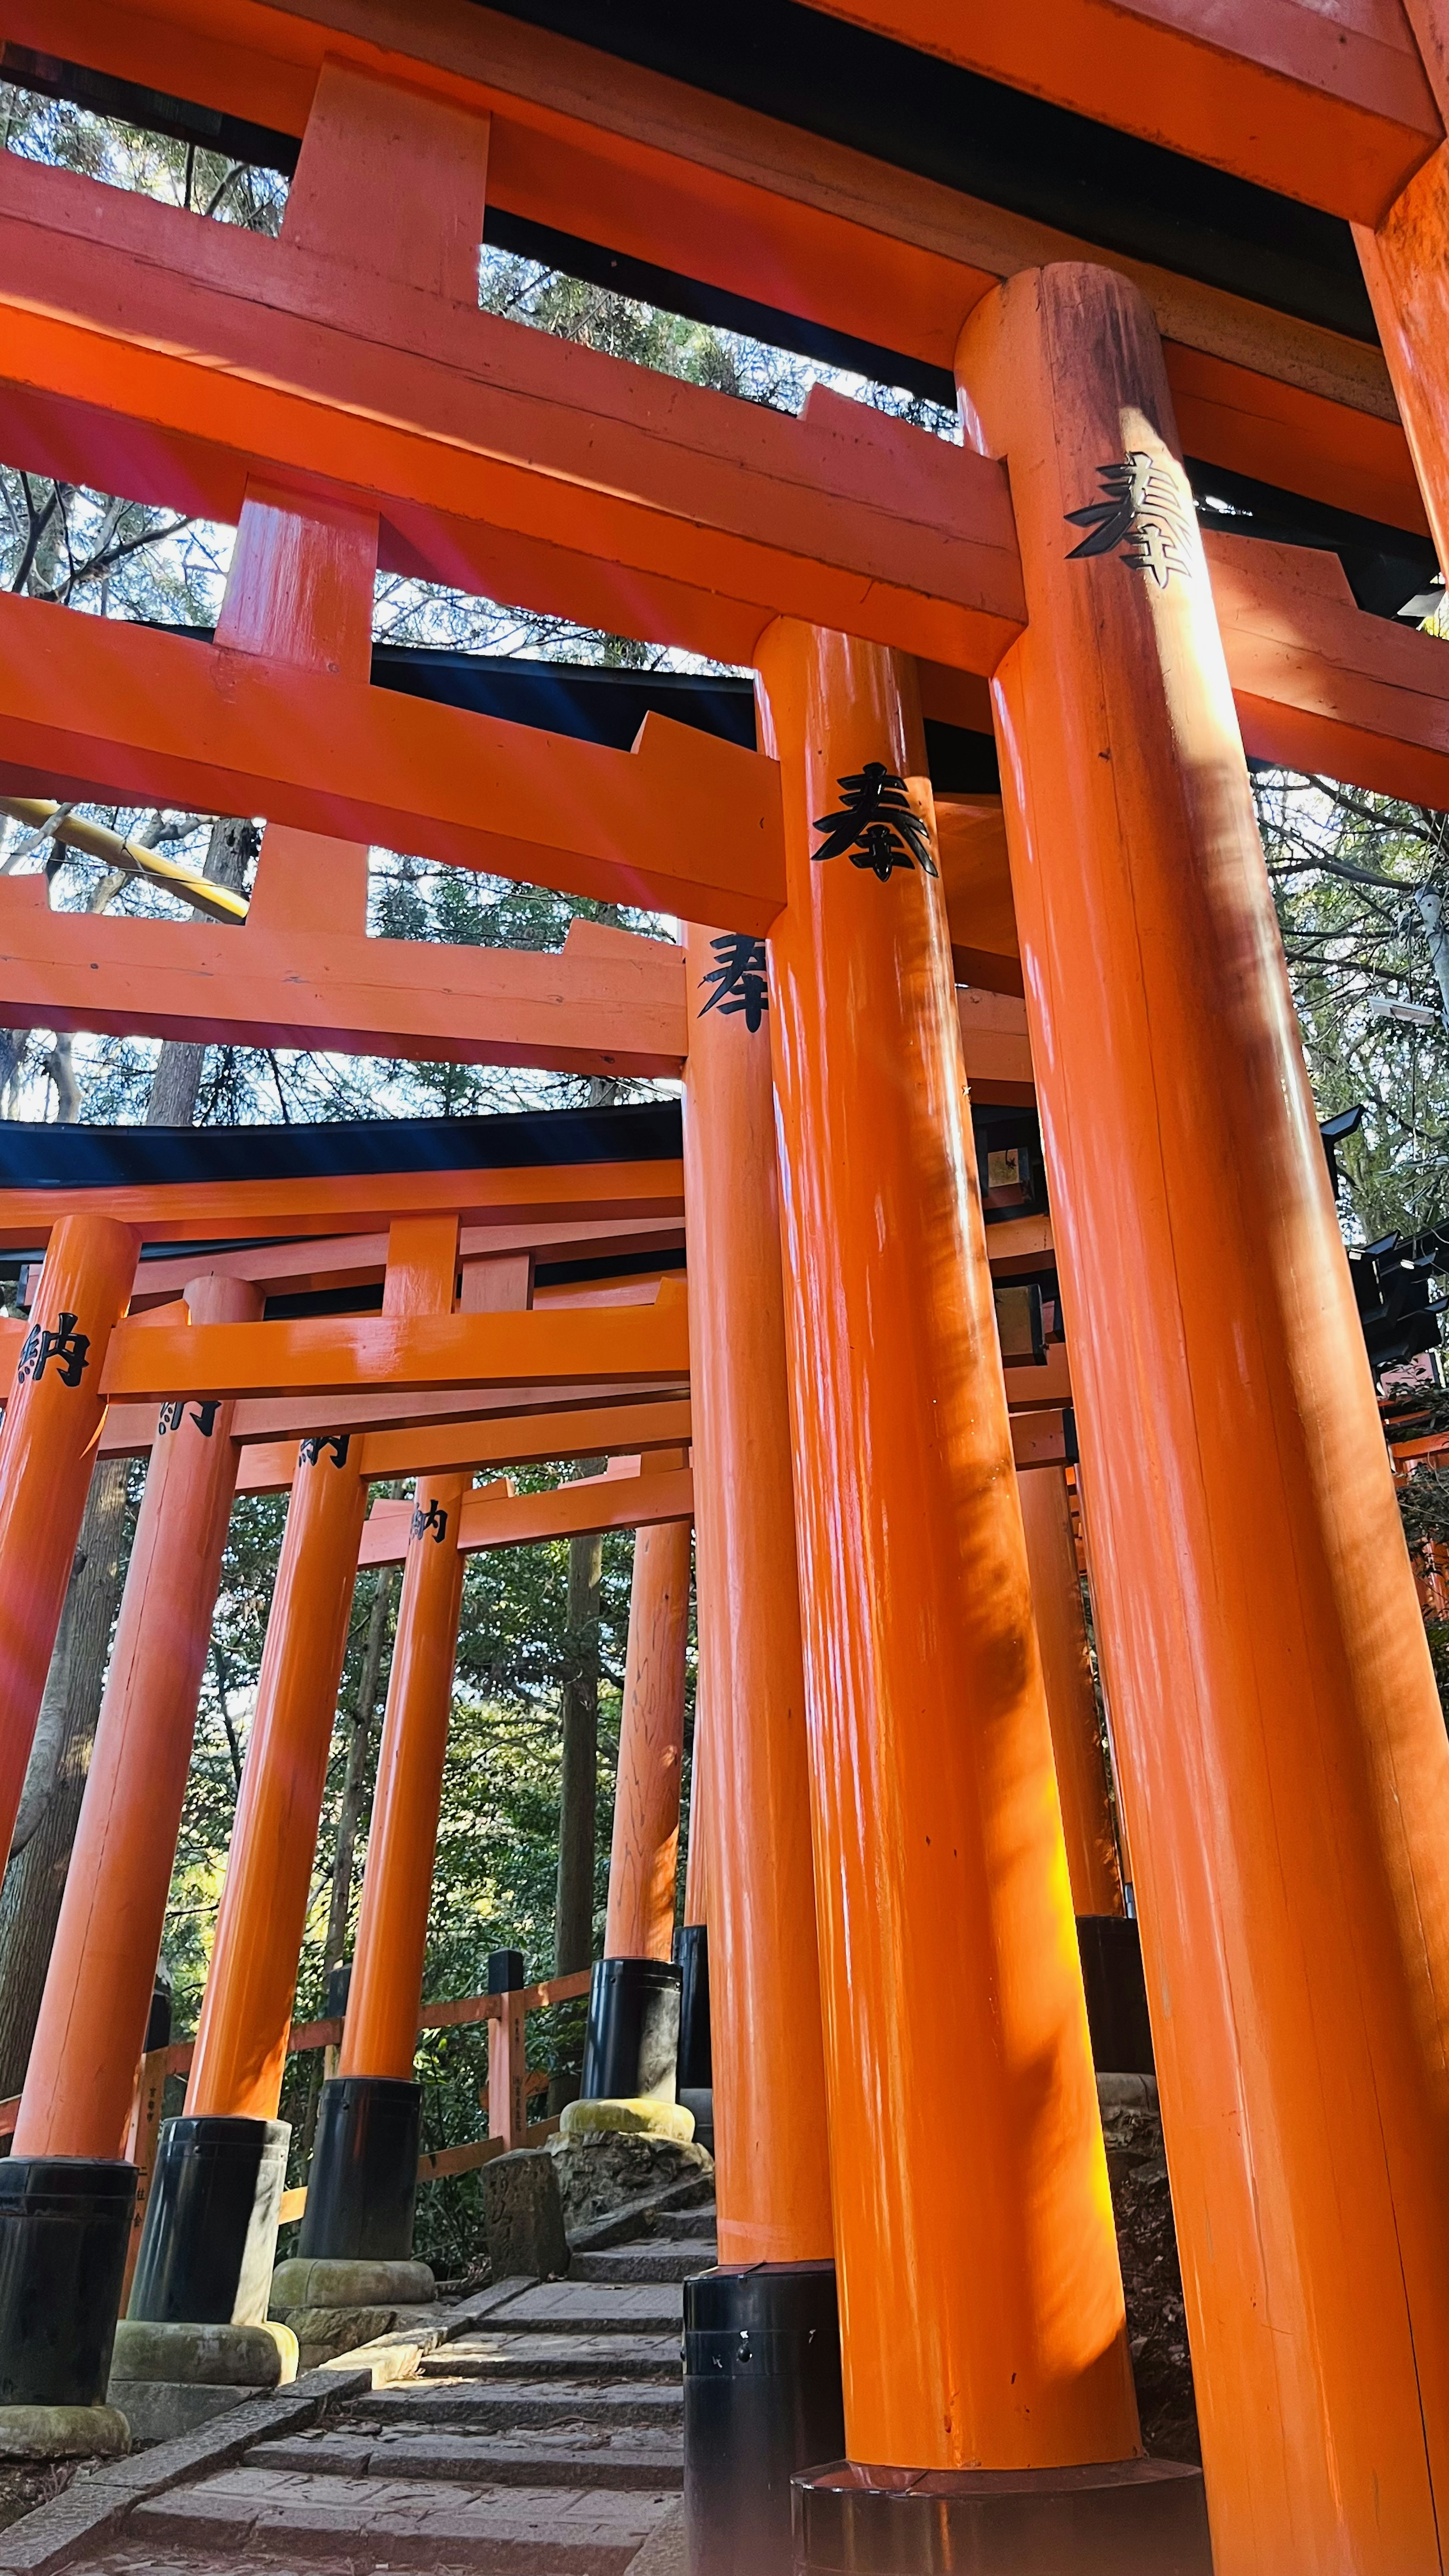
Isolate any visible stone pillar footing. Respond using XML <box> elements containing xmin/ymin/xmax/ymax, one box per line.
<box><xmin>128</xmin><ymin>2116</ymin><xmax>289</xmax><ymax>2328</ymax></box>
<box><xmin>792</xmin><ymin>2456</ymin><xmax>1212</xmax><ymax>2574</ymax></box>
<box><xmin>110</xmin><ymin>2318</ymin><xmax>298</xmax><ymax>2388</ymax></box>
<box><xmin>685</xmin><ymin>2262</ymin><xmax>844</xmax><ymax>2576</ymax></box>
<box><xmin>581</xmin><ymin>1958</ymin><xmax>681</xmax><ymax>2102</ymax></box>
<box><xmin>297</xmin><ymin>2078</ymin><xmax>421</xmax><ymax>2263</ymax></box>
<box><xmin>270</xmin><ymin>2256</ymin><xmax>434</xmax><ymax>2310</ymax></box>
<box><xmin>0</xmin><ymin>2404</ymin><xmax>129</xmax><ymax>2461</ymax></box>
<box><xmin>0</xmin><ymin>2157</ymin><xmax>136</xmax><ymax>2411</ymax></box>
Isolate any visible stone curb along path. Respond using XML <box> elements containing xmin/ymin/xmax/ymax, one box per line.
<box><xmin>0</xmin><ymin>2172</ymin><xmax>713</xmax><ymax>2576</ymax></box>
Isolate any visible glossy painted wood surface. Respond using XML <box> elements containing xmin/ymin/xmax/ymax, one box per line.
<box><xmin>184</xmin><ymin>1436</ymin><xmax>368</xmax><ymax>2120</ymax></box>
<box><xmin>758</xmin><ymin>620</ymin><xmax>1136</xmax><ymax>2472</ymax></box>
<box><xmin>13</xmin><ymin>1273</ymin><xmax>259</xmax><ymax>2159</ymax></box>
<box><xmin>683</xmin><ymin>918</ymin><xmax>834</xmax><ymax>2266</ymax></box>
<box><xmin>603</xmin><ymin>1492</ymin><xmax>691</xmax><ymax>1963</ymax></box>
<box><xmin>357</xmin><ymin>1463</ymin><xmax>694</xmax><ymax>1567</ymax></box>
<box><xmin>0</xmin><ymin>1212</ymin><xmax>138</xmax><ymax>1876</ymax></box>
<box><xmin>234</xmin><ymin>1397</ymin><xmax>695</xmax><ymax>1493</ymax></box>
<box><xmin>1017</xmin><ymin>1466</ymin><xmax>1123</xmax><ymax>1921</ymax></box>
<box><xmin>339</xmin><ymin>1471</ymin><xmax>468</xmax><ymax>2080</ymax></box>
<box><xmin>959</xmin><ymin>257</ymin><xmax>1449</xmax><ymax>2574</ymax></box>
<box><xmin>1356</xmin><ymin>139</ymin><xmax>1449</xmax><ymax>598</ymax></box>
<box><xmin>3</xmin><ymin>0</ymin><xmax>1417</xmax><ymax>529</ymax></box>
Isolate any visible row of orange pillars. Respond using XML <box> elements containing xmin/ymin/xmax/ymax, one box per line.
<box><xmin>0</xmin><ymin>266</ymin><xmax>1448</xmax><ymax>2576</ymax></box>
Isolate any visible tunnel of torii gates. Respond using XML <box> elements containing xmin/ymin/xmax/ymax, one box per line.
<box><xmin>7</xmin><ymin>5</ymin><xmax>1449</xmax><ymax>2574</ymax></box>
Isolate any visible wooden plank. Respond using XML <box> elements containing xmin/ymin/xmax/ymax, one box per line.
<box><xmin>0</xmin><ymin>148</ymin><xmax>1025</xmax><ymax>678</ymax></box>
<box><xmin>0</xmin><ymin>869</ymin><xmax>689</xmax><ymax>1075</ymax></box>
<box><xmin>234</xmin><ymin>1396</ymin><xmax>694</xmax><ymax>1493</ymax></box>
<box><xmin>794</xmin><ymin>0</ymin><xmax>1440</xmax><ymax>223</ymax></box>
<box><xmin>357</xmin><ymin>1463</ymin><xmax>694</xmax><ymax>1565</ymax></box>
<box><xmin>8</xmin><ymin>0</ymin><xmax>1421</xmax><ymax>537</ymax></box>
<box><xmin>93</xmin><ymin>1290</ymin><xmax>690</xmax><ymax>1404</ymax></box>
<box><xmin>0</xmin><ymin>594</ymin><xmax>788</xmax><ymax>932</ymax></box>
<box><xmin>0</xmin><ymin>1161</ymin><xmax>685</xmax><ymax>1251</ymax></box>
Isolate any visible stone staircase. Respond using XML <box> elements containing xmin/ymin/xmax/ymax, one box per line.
<box><xmin>18</xmin><ymin>2202</ymin><xmax>715</xmax><ymax>2576</ymax></box>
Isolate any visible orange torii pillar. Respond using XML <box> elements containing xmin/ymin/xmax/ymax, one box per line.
<box><xmin>298</xmin><ymin>1471</ymin><xmax>467</xmax><ymax>2272</ymax></box>
<box><xmin>581</xmin><ymin>1493</ymin><xmax>691</xmax><ymax>2103</ymax></box>
<box><xmin>680</xmin><ymin>918</ymin><xmax>840</xmax><ymax>2574</ymax></box>
<box><xmin>1017</xmin><ymin>1465</ymin><xmax>1145</xmax><ymax>2078</ymax></box>
<box><xmin>0</xmin><ymin>1274</ymin><xmax>256</xmax><ymax>2427</ymax></box>
<box><xmin>123</xmin><ymin>1433</ymin><xmax>366</xmax><ymax>2351</ymax></box>
<box><xmin>0</xmin><ymin>1214</ymin><xmax>137</xmax><ymax>1874</ymax></box>
<box><xmin>756</xmin><ymin>620</ymin><xmax>1203</xmax><ymax>2574</ymax></box>
<box><xmin>958</xmin><ymin>258</ymin><xmax>1449</xmax><ymax>2576</ymax></box>
<box><xmin>1354</xmin><ymin>18</ymin><xmax>1449</xmax><ymax>604</ymax></box>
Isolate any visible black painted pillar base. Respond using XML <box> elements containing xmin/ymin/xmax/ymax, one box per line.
<box><xmin>684</xmin><ymin>2261</ymin><xmax>844</xmax><ymax>2576</ymax></box>
<box><xmin>674</xmin><ymin>1923</ymin><xmax>712</xmax><ymax>2090</ymax></box>
<box><xmin>581</xmin><ymin>1958</ymin><xmax>681</xmax><ymax>2102</ymax></box>
<box><xmin>298</xmin><ymin>2077</ymin><xmax>421</xmax><ymax>2262</ymax></box>
<box><xmin>792</xmin><ymin>2456</ymin><xmax>1212</xmax><ymax>2573</ymax></box>
<box><xmin>0</xmin><ymin>2158</ymin><xmax>136</xmax><ymax>2407</ymax></box>
<box><xmin>1077</xmin><ymin>1913</ymin><xmax>1155</xmax><ymax>2076</ymax></box>
<box><xmin>129</xmin><ymin>2116</ymin><xmax>289</xmax><ymax>2327</ymax></box>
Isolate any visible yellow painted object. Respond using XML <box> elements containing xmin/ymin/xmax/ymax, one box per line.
<box><xmin>559</xmin><ymin>2096</ymin><xmax>695</xmax><ymax>2144</ymax></box>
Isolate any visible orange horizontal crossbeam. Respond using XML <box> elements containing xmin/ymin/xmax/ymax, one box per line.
<box><xmin>0</xmin><ymin>850</ymin><xmax>689</xmax><ymax>1074</ymax></box>
<box><xmin>1206</xmin><ymin>529</ymin><xmax>1449</xmax><ymax>804</ymax></box>
<box><xmin>358</xmin><ymin>1461</ymin><xmax>695</xmax><ymax>1565</ymax></box>
<box><xmin>796</xmin><ymin>0</ymin><xmax>1439</xmax><ymax>223</ymax></box>
<box><xmin>89</xmin><ymin>1288</ymin><xmax>689</xmax><ymax>1405</ymax></box>
<box><xmin>0</xmin><ymin>1160</ymin><xmax>685</xmax><ymax>1252</ymax></box>
<box><xmin>0</xmin><ymin>148</ymin><xmax>1024</xmax><ymax>677</ymax></box>
<box><xmin>0</xmin><ymin>595</ymin><xmax>786</xmax><ymax>932</ymax></box>
<box><xmin>10</xmin><ymin>0</ymin><xmax>1421</xmax><ymax>535</ymax></box>
<box><xmin>234</xmin><ymin>1394</ymin><xmax>694</xmax><ymax>1491</ymax></box>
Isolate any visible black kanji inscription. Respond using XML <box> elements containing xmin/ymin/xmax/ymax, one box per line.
<box><xmin>18</xmin><ymin>1311</ymin><xmax>91</xmax><ymax>1389</ymax></box>
<box><xmin>1064</xmin><ymin>451</ymin><xmax>1194</xmax><ymax>589</ymax></box>
<box><xmin>158</xmin><ymin>1398</ymin><xmax>222</xmax><ymax>1438</ymax></box>
<box><xmin>301</xmin><ymin>1433</ymin><xmax>352</xmax><ymax>1468</ymax></box>
<box><xmin>812</xmin><ymin>763</ymin><xmax>936</xmax><ymax>881</ymax></box>
<box><xmin>411</xmin><ymin>1498</ymin><xmax>449</xmax><ymax>1544</ymax></box>
<box><xmin>698</xmin><ymin>932</ymin><xmax>768</xmax><ymax>1032</ymax></box>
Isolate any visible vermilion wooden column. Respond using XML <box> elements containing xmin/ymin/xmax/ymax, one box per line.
<box><xmin>294</xmin><ymin>1468</ymin><xmax>466</xmax><ymax>2268</ymax></box>
<box><xmin>757</xmin><ymin>621</ymin><xmax>1148</xmax><ymax>2561</ymax></box>
<box><xmin>13</xmin><ymin>1274</ymin><xmax>260</xmax><ymax>2163</ymax></box>
<box><xmin>959</xmin><ymin>258</ymin><xmax>1449</xmax><ymax>2576</ymax></box>
<box><xmin>1017</xmin><ymin>1466</ymin><xmax>1122</xmax><ymax>1920</ymax></box>
<box><xmin>603</xmin><ymin>1501</ymin><xmax>691</xmax><ymax>1962</ymax></box>
<box><xmin>1354</xmin><ymin>18</ymin><xmax>1449</xmax><ymax>581</ymax></box>
<box><xmin>182</xmin><ymin>1435</ymin><xmax>368</xmax><ymax>2122</ymax></box>
<box><xmin>680</xmin><ymin>917</ymin><xmax>842</xmax><ymax>2568</ymax></box>
<box><xmin>0</xmin><ymin>1214</ymin><xmax>138</xmax><ymax>1871</ymax></box>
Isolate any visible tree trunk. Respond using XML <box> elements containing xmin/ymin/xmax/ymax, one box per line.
<box><xmin>145</xmin><ymin>818</ymin><xmax>255</xmax><ymax>1126</ymax></box>
<box><xmin>554</xmin><ymin>1531</ymin><xmax>604</xmax><ymax>1975</ymax></box>
<box><xmin>0</xmin><ymin>1459</ymin><xmax>130</xmax><ymax>2096</ymax></box>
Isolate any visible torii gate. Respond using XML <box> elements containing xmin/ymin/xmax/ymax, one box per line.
<box><xmin>2</xmin><ymin>5</ymin><xmax>1449</xmax><ymax>2567</ymax></box>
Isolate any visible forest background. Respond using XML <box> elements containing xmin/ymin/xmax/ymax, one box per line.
<box><xmin>0</xmin><ymin>72</ymin><xmax>1444</xmax><ymax>2269</ymax></box>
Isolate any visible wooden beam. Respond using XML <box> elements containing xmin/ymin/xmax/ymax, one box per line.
<box><xmin>0</xmin><ymin>594</ymin><xmax>788</xmax><ymax>932</ymax></box>
<box><xmin>0</xmin><ymin>1160</ymin><xmax>685</xmax><ymax>1251</ymax></box>
<box><xmin>98</xmin><ymin>1376</ymin><xmax>686</xmax><ymax>1457</ymax></box>
<box><xmin>1205</xmin><ymin>526</ymin><xmax>1449</xmax><ymax>803</ymax></box>
<box><xmin>357</xmin><ymin>1461</ymin><xmax>695</xmax><ymax>1565</ymax></box>
<box><xmin>0</xmin><ymin>846</ymin><xmax>691</xmax><ymax>1072</ymax></box>
<box><xmin>8</xmin><ymin>0</ymin><xmax>1421</xmax><ymax>536</ymax></box>
<box><xmin>126</xmin><ymin>1217</ymin><xmax>685</xmax><ymax>1308</ymax></box>
<box><xmin>794</xmin><ymin>0</ymin><xmax>1440</xmax><ymax>224</ymax></box>
<box><xmin>89</xmin><ymin>1287</ymin><xmax>689</xmax><ymax>1403</ymax></box>
<box><xmin>0</xmin><ymin>150</ymin><xmax>1024</xmax><ymax>677</ymax></box>
<box><xmin>234</xmin><ymin>1394</ymin><xmax>694</xmax><ymax>1492</ymax></box>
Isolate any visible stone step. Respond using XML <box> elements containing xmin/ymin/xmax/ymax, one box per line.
<box><xmin>352</xmin><ymin>2376</ymin><xmax>684</xmax><ymax>2431</ymax></box>
<box><xmin>661</xmin><ymin>2204</ymin><xmax>716</xmax><ymax>2239</ymax></box>
<box><xmin>421</xmin><ymin>2330</ymin><xmax>681</xmax><ymax>2382</ymax></box>
<box><xmin>570</xmin><ymin>2242</ymin><xmax>716</xmax><ymax>2284</ymax></box>
<box><xmin>252</xmin><ymin>2424</ymin><xmax>683</xmax><ymax>2491</ymax></box>
<box><xmin>490</xmin><ymin>2281</ymin><xmax>685</xmax><ymax>2334</ymax></box>
<box><xmin>130</xmin><ymin>2465</ymin><xmax>675</xmax><ymax>2571</ymax></box>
